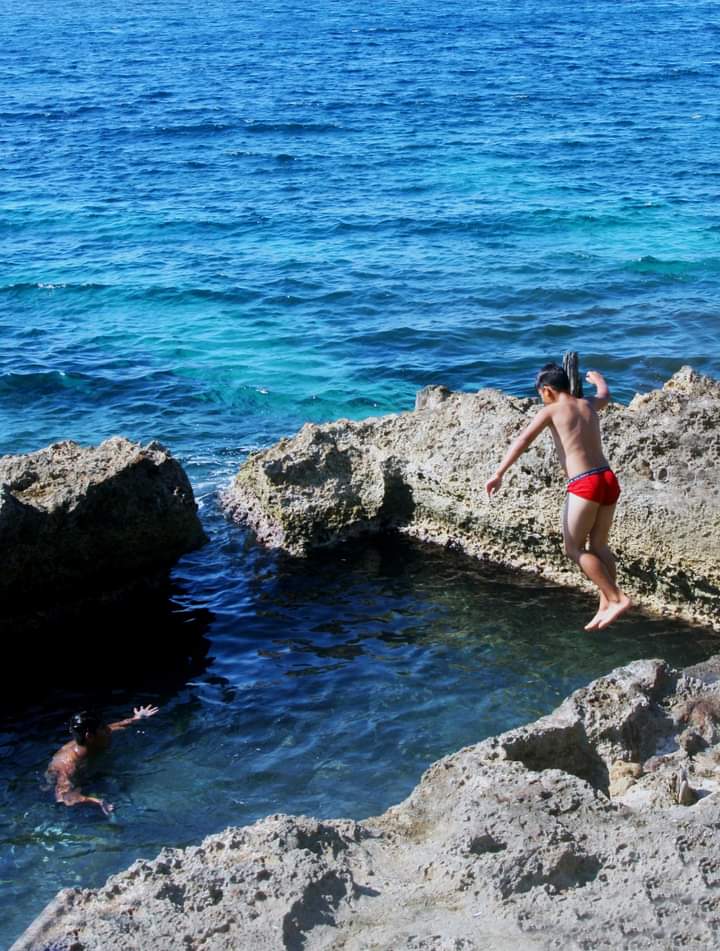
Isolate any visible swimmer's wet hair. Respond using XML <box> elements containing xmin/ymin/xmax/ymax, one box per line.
<box><xmin>69</xmin><ymin>710</ymin><xmax>102</xmax><ymax>745</ymax></box>
<box><xmin>535</xmin><ymin>362</ymin><xmax>571</xmax><ymax>393</ymax></box>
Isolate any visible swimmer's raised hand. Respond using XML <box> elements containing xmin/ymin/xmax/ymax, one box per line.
<box><xmin>109</xmin><ymin>704</ymin><xmax>160</xmax><ymax>732</ymax></box>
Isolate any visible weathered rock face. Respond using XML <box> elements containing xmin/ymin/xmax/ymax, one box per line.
<box><xmin>15</xmin><ymin>655</ymin><xmax>720</xmax><ymax>951</ymax></box>
<box><xmin>0</xmin><ymin>437</ymin><xmax>206</xmax><ymax>621</ymax></box>
<box><xmin>223</xmin><ymin>367</ymin><xmax>720</xmax><ymax>630</ymax></box>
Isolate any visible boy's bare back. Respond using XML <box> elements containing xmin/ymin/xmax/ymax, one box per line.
<box><xmin>542</xmin><ymin>395</ymin><xmax>609</xmax><ymax>479</ymax></box>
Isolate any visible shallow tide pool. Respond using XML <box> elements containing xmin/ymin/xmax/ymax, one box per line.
<box><xmin>1</xmin><ymin>508</ymin><xmax>716</xmax><ymax>947</ymax></box>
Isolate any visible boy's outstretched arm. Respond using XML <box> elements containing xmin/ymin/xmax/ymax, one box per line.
<box><xmin>51</xmin><ymin>765</ymin><xmax>115</xmax><ymax>815</ymax></box>
<box><xmin>60</xmin><ymin>787</ymin><xmax>115</xmax><ymax>815</ymax></box>
<box><xmin>586</xmin><ymin>370</ymin><xmax>610</xmax><ymax>411</ymax></box>
<box><xmin>108</xmin><ymin>705</ymin><xmax>160</xmax><ymax>732</ymax></box>
<box><xmin>485</xmin><ymin>407</ymin><xmax>552</xmax><ymax>497</ymax></box>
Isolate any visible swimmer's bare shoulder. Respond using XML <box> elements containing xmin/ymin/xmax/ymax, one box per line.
<box><xmin>46</xmin><ymin>704</ymin><xmax>159</xmax><ymax>817</ymax></box>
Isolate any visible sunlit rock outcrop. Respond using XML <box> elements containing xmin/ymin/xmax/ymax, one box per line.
<box><xmin>0</xmin><ymin>437</ymin><xmax>206</xmax><ymax>628</ymax></box>
<box><xmin>224</xmin><ymin>367</ymin><xmax>720</xmax><ymax>630</ymax></box>
<box><xmin>15</xmin><ymin>655</ymin><xmax>720</xmax><ymax>950</ymax></box>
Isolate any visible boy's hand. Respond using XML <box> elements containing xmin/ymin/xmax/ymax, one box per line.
<box><xmin>485</xmin><ymin>474</ymin><xmax>503</xmax><ymax>498</ymax></box>
<box><xmin>100</xmin><ymin>799</ymin><xmax>115</xmax><ymax>816</ymax></box>
<box><xmin>585</xmin><ymin>370</ymin><xmax>605</xmax><ymax>388</ymax></box>
<box><xmin>133</xmin><ymin>705</ymin><xmax>159</xmax><ymax>720</ymax></box>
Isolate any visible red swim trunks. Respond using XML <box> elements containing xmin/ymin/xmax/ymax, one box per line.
<box><xmin>566</xmin><ymin>466</ymin><xmax>621</xmax><ymax>506</ymax></box>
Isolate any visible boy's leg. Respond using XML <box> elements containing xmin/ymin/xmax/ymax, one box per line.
<box><xmin>562</xmin><ymin>495</ymin><xmax>630</xmax><ymax>628</ymax></box>
<box><xmin>584</xmin><ymin>504</ymin><xmax>618</xmax><ymax>629</ymax></box>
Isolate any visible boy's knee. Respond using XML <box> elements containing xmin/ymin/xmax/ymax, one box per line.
<box><xmin>564</xmin><ymin>540</ymin><xmax>581</xmax><ymax>562</ymax></box>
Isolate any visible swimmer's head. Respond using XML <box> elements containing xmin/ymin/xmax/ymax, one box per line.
<box><xmin>535</xmin><ymin>363</ymin><xmax>570</xmax><ymax>401</ymax></box>
<box><xmin>69</xmin><ymin>710</ymin><xmax>102</xmax><ymax>745</ymax></box>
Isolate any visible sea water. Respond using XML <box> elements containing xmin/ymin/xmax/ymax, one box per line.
<box><xmin>2</xmin><ymin>0</ymin><xmax>720</xmax><ymax>943</ymax></box>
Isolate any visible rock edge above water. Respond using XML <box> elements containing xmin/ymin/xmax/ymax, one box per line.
<box><xmin>14</xmin><ymin>654</ymin><xmax>720</xmax><ymax>951</ymax></box>
<box><xmin>0</xmin><ymin>436</ymin><xmax>206</xmax><ymax>624</ymax></box>
<box><xmin>223</xmin><ymin>366</ymin><xmax>720</xmax><ymax>630</ymax></box>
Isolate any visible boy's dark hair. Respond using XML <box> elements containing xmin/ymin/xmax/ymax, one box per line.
<box><xmin>69</xmin><ymin>710</ymin><xmax>102</xmax><ymax>745</ymax></box>
<box><xmin>535</xmin><ymin>363</ymin><xmax>571</xmax><ymax>393</ymax></box>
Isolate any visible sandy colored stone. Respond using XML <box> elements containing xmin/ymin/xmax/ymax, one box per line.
<box><xmin>223</xmin><ymin>367</ymin><xmax>720</xmax><ymax>630</ymax></box>
<box><xmin>0</xmin><ymin>437</ymin><xmax>206</xmax><ymax>622</ymax></box>
<box><xmin>14</xmin><ymin>656</ymin><xmax>720</xmax><ymax>951</ymax></box>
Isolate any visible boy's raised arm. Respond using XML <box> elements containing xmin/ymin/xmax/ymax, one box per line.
<box><xmin>108</xmin><ymin>705</ymin><xmax>160</xmax><ymax>732</ymax></box>
<box><xmin>485</xmin><ymin>407</ymin><xmax>552</xmax><ymax>497</ymax></box>
<box><xmin>586</xmin><ymin>370</ymin><xmax>610</xmax><ymax>411</ymax></box>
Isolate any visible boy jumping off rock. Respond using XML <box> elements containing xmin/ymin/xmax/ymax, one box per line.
<box><xmin>485</xmin><ymin>363</ymin><xmax>631</xmax><ymax>631</ymax></box>
<box><xmin>46</xmin><ymin>705</ymin><xmax>159</xmax><ymax>815</ymax></box>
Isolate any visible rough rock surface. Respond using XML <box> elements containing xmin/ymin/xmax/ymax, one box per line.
<box><xmin>15</xmin><ymin>656</ymin><xmax>720</xmax><ymax>951</ymax></box>
<box><xmin>0</xmin><ymin>437</ymin><xmax>206</xmax><ymax>620</ymax></box>
<box><xmin>223</xmin><ymin>367</ymin><xmax>720</xmax><ymax>630</ymax></box>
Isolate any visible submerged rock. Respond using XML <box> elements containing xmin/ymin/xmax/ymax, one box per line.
<box><xmin>14</xmin><ymin>655</ymin><xmax>720</xmax><ymax>950</ymax></box>
<box><xmin>223</xmin><ymin>367</ymin><xmax>720</xmax><ymax>630</ymax></box>
<box><xmin>0</xmin><ymin>437</ymin><xmax>206</xmax><ymax>625</ymax></box>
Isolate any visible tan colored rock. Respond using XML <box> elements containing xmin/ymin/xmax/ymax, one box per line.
<box><xmin>14</xmin><ymin>656</ymin><xmax>720</xmax><ymax>951</ymax></box>
<box><xmin>223</xmin><ymin>367</ymin><xmax>720</xmax><ymax>630</ymax></box>
<box><xmin>608</xmin><ymin>760</ymin><xmax>643</xmax><ymax>797</ymax></box>
<box><xmin>0</xmin><ymin>437</ymin><xmax>206</xmax><ymax>625</ymax></box>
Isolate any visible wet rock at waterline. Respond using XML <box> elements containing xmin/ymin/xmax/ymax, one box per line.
<box><xmin>0</xmin><ymin>437</ymin><xmax>206</xmax><ymax>626</ymax></box>
<box><xmin>224</xmin><ymin>367</ymin><xmax>720</xmax><ymax>630</ymax></box>
<box><xmin>14</xmin><ymin>656</ymin><xmax>720</xmax><ymax>950</ymax></box>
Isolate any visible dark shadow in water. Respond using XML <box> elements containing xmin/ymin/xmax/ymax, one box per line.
<box><xmin>1</xmin><ymin>530</ymin><xmax>718</xmax><ymax>951</ymax></box>
<box><xmin>0</xmin><ymin>580</ymin><xmax>214</xmax><ymax>712</ymax></box>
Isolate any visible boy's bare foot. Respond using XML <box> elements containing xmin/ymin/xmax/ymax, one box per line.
<box><xmin>584</xmin><ymin>595</ymin><xmax>610</xmax><ymax>631</ymax></box>
<box><xmin>596</xmin><ymin>595</ymin><xmax>632</xmax><ymax>630</ymax></box>
<box><xmin>584</xmin><ymin>608</ymin><xmax>605</xmax><ymax>631</ymax></box>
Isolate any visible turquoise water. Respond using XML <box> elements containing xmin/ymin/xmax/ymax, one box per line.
<box><xmin>2</xmin><ymin>0</ymin><xmax>720</xmax><ymax>943</ymax></box>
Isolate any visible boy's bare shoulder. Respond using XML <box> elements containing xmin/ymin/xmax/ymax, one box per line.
<box><xmin>49</xmin><ymin>741</ymin><xmax>85</xmax><ymax>772</ymax></box>
<box><xmin>540</xmin><ymin>402</ymin><xmax>562</xmax><ymax>423</ymax></box>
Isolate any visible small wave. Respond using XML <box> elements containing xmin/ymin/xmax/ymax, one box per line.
<box><xmin>318</xmin><ymin>289</ymin><xmax>353</xmax><ymax>303</ymax></box>
<box><xmin>0</xmin><ymin>370</ymin><xmax>91</xmax><ymax>395</ymax></box>
<box><xmin>0</xmin><ymin>104</ymin><xmax>104</xmax><ymax>122</ymax></box>
<box><xmin>0</xmin><ymin>281</ymin><xmax>109</xmax><ymax>296</ymax></box>
<box><xmin>153</xmin><ymin>121</ymin><xmax>234</xmax><ymax>136</ymax></box>
<box><xmin>243</xmin><ymin>120</ymin><xmax>343</xmax><ymax>134</ymax></box>
<box><xmin>262</xmin><ymin>294</ymin><xmax>306</xmax><ymax>307</ymax></box>
<box><xmin>130</xmin><ymin>283</ymin><xmax>262</xmax><ymax>305</ymax></box>
<box><xmin>626</xmin><ymin>256</ymin><xmax>720</xmax><ymax>276</ymax></box>
<box><xmin>141</xmin><ymin>89</ymin><xmax>174</xmax><ymax>101</ymax></box>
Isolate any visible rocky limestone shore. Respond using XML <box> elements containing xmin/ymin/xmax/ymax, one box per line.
<box><xmin>223</xmin><ymin>367</ymin><xmax>720</xmax><ymax>631</ymax></box>
<box><xmin>15</xmin><ymin>654</ymin><xmax>720</xmax><ymax>951</ymax></box>
<box><xmin>0</xmin><ymin>437</ymin><xmax>206</xmax><ymax>627</ymax></box>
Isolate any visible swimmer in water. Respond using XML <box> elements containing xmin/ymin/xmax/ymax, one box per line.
<box><xmin>46</xmin><ymin>705</ymin><xmax>159</xmax><ymax>815</ymax></box>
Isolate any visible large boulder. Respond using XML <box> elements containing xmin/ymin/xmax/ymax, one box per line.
<box><xmin>0</xmin><ymin>437</ymin><xmax>206</xmax><ymax>624</ymax></box>
<box><xmin>223</xmin><ymin>367</ymin><xmax>720</xmax><ymax>630</ymax></box>
<box><xmin>14</xmin><ymin>656</ymin><xmax>720</xmax><ymax>950</ymax></box>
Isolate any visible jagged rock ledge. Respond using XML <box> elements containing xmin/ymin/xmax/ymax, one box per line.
<box><xmin>223</xmin><ymin>367</ymin><xmax>720</xmax><ymax>631</ymax></box>
<box><xmin>0</xmin><ymin>437</ymin><xmax>206</xmax><ymax>629</ymax></box>
<box><xmin>15</xmin><ymin>655</ymin><xmax>720</xmax><ymax>950</ymax></box>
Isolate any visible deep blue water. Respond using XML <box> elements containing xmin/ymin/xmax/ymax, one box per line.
<box><xmin>2</xmin><ymin>0</ymin><xmax>720</xmax><ymax>944</ymax></box>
